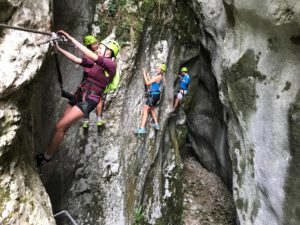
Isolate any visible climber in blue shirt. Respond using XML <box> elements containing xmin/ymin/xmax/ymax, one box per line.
<box><xmin>174</xmin><ymin>67</ymin><xmax>190</xmax><ymax>109</ymax></box>
<box><xmin>134</xmin><ymin>64</ymin><xmax>167</xmax><ymax>134</ymax></box>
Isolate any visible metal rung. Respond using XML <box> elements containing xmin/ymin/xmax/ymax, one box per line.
<box><xmin>54</xmin><ymin>210</ymin><xmax>79</xmax><ymax>225</ymax></box>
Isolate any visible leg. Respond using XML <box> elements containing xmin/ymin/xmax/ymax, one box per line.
<box><xmin>46</xmin><ymin>105</ymin><xmax>84</xmax><ymax>156</ymax></box>
<box><xmin>150</xmin><ymin>107</ymin><xmax>158</xmax><ymax>124</ymax></box>
<box><xmin>58</xmin><ymin>104</ymin><xmax>72</xmax><ymax>123</ymax></box>
<box><xmin>140</xmin><ymin>105</ymin><xmax>150</xmax><ymax>128</ymax></box>
<box><xmin>174</xmin><ymin>92</ymin><xmax>183</xmax><ymax>109</ymax></box>
<box><xmin>96</xmin><ymin>97</ymin><xmax>103</xmax><ymax>117</ymax></box>
<box><xmin>173</xmin><ymin>97</ymin><xmax>179</xmax><ymax>109</ymax></box>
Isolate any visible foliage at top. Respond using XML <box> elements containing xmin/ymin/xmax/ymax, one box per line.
<box><xmin>95</xmin><ymin>0</ymin><xmax>169</xmax><ymax>46</ymax></box>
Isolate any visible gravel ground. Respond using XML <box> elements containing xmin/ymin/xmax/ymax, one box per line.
<box><xmin>182</xmin><ymin>152</ymin><xmax>235</xmax><ymax>225</ymax></box>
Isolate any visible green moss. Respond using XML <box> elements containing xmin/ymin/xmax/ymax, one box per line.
<box><xmin>229</xmin><ymin>137</ymin><xmax>241</xmax><ymax>183</ymax></box>
<box><xmin>161</xmin><ymin>165</ymin><xmax>183</xmax><ymax>225</ymax></box>
<box><xmin>222</xmin><ymin>49</ymin><xmax>267</xmax><ymax>122</ymax></box>
<box><xmin>249</xmin><ymin>149</ymin><xmax>255</xmax><ymax>177</ymax></box>
<box><xmin>236</xmin><ymin>198</ymin><xmax>244</xmax><ymax>210</ymax></box>
<box><xmin>175</xmin><ymin>125</ymin><xmax>187</xmax><ymax>149</ymax></box>
<box><xmin>172</xmin><ymin>3</ymin><xmax>199</xmax><ymax>45</ymax></box>
<box><xmin>236</xmin><ymin>197</ymin><xmax>249</xmax><ymax>215</ymax></box>
<box><xmin>282</xmin><ymin>81</ymin><xmax>291</xmax><ymax>92</ymax></box>
<box><xmin>97</xmin><ymin>0</ymin><xmax>145</xmax><ymax>44</ymax></box>
<box><xmin>250</xmin><ymin>199</ymin><xmax>260</xmax><ymax>223</ymax></box>
<box><xmin>0</xmin><ymin>187</ymin><xmax>10</xmax><ymax>212</ymax></box>
<box><xmin>223</xmin><ymin>2</ymin><xmax>235</xmax><ymax>28</ymax></box>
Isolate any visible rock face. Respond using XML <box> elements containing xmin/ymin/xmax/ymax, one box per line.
<box><xmin>0</xmin><ymin>0</ymin><xmax>55</xmax><ymax>224</ymax></box>
<box><xmin>1</xmin><ymin>0</ymin><xmax>300</xmax><ymax>225</ymax></box>
<box><xmin>189</xmin><ymin>0</ymin><xmax>300</xmax><ymax>224</ymax></box>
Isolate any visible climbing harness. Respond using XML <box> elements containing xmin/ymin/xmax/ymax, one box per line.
<box><xmin>144</xmin><ymin>83</ymin><xmax>149</xmax><ymax>97</ymax></box>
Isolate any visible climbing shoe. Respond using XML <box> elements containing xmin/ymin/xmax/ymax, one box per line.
<box><xmin>150</xmin><ymin>123</ymin><xmax>160</xmax><ymax>130</ymax></box>
<box><xmin>133</xmin><ymin>128</ymin><xmax>146</xmax><ymax>134</ymax></box>
<box><xmin>96</xmin><ymin>119</ymin><xmax>106</xmax><ymax>126</ymax></box>
<box><xmin>82</xmin><ymin>120</ymin><xmax>89</xmax><ymax>128</ymax></box>
<box><xmin>36</xmin><ymin>153</ymin><xmax>51</xmax><ymax>167</ymax></box>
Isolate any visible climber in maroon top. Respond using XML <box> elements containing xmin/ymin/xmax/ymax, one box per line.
<box><xmin>36</xmin><ymin>30</ymin><xmax>120</xmax><ymax>167</ymax></box>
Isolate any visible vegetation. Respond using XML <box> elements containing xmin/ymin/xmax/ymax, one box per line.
<box><xmin>95</xmin><ymin>0</ymin><xmax>170</xmax><ymax>45</ymax></box>
<box><xmin>132</xmin><ymin>206</ymin><xmax>144</xmax><ymax>225</ymax></box>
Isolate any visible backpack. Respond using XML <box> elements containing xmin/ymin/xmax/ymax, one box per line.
<box><xmin>103</xmin><ymin>66</ymin><xmax>121</xmax><ymax>94</ymax></box>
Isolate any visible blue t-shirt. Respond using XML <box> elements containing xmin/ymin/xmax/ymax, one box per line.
<box><xmin>179</xmin><ymin>74</ymin><xmax>190</xmax><ymax>90</ymax></box>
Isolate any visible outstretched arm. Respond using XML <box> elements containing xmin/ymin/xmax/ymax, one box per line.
<box><xmin>57</xmin><ymin>30</ymin><xmax>99</xmax><ymax>61</ymax></box>
<box><xmin>55</xmin><ymin>44</ymin><xmax>82</xmax><ymax>64</ymax></box>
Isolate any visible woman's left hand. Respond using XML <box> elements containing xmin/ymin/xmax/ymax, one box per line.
<box><xmin>57</xmin><ymin>30</ymin><xmax>71</xmax><ymax>40</ymax></box>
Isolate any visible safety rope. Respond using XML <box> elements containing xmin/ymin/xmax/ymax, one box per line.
<box><xmin>52</xmin><ymin>48</ymin><xmax>75</xmax><ymax>101</ymax></box>
<box><xmin>0</xmin><ymin>23</ymin><xmax>52</xmax><ymax>36</ymax></box>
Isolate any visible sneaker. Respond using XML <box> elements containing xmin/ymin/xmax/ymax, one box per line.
<box><xmin>82</xmin><ymin>120</ymin><xmax>89</xmax><ymax>128</ymax></box>
<box><xmin>36</xmin><ymin>153</ymin><xmax>51</xmax><ymax>167</ymax></box>
<box><xmin>133</xmin><ymin>128</ymin><xmax>146</xmax><ymax>134</ymax></box>
<box><xmin>96</xmin><ymin>119</ymin><xmax>106</xmax><ymax>126</ymax></box>
<box><xmin>150</xmin><ymin>123</ymin><xmax>160</xmax><ymax>130</ymax></box>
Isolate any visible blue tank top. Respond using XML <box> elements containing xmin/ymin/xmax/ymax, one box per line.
<box><xmin>150</xmin><ymin>79</ymin><xmax>162</xmax><ymax>95</ymax></box>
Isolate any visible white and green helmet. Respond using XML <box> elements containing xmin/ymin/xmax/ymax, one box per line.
<box><xmin>101</xmin><ymin>40</ymin><xmax>120</xmax><ymax>57</ymax></box>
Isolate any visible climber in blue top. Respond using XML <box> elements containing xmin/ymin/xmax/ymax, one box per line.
<box><xmin>134</xmin><ymin>64</ymin><xmax>167</xmax><ymax>134</ymax></box>
<box><xmin>174</xmin><ymin>67</ymin><xmax>190</xmax><ymax>109</ymax></box>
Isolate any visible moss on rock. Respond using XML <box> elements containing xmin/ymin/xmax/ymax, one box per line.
<box><xmin>222</xmin><ymin>49</ymin><xmax>267</xmax><ymax>123</ymax></box>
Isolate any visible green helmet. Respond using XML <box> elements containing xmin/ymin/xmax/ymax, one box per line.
<box><xmin>181</xmin><ymin>67</ymin><xmax>188</xmax><ymax>72</ymax></box>
<box><xmin>101</xmin><ymin>40</ymin><xmax>120</xmax><ymax>57</ymax></box>
<box><xmin>157</xmin><ymin>63</ymin><xmax>167</xmax><ymax>73</ymax></box>
<box><xmin>83</xmin><ymin>35</ymin><xmax>97</xmax><ymax>46</ymax></box>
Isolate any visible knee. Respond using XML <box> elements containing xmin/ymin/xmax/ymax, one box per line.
<box><xmin>55</xmin><ymin>121</ymin><xmax>67</xmax><ymax>133</ymax></box>
<box><xmin>177</xmin><ymin>94</ymin><xmax>183</xmax><ymax>100</ymax></box>
<box><xmin>143</xmin><ymin>105</ymin><xmax>150</xmax><ymax>111</ymax></box>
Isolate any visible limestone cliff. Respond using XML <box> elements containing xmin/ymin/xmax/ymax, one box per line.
<box><xmin>1</xmin><ymin>0</ymin><xmax>300</xmax><ymax>225</ymax></box>
<box><xmin>0</xmin><ymin>0</ymin><xmax>55</xmax><ymax>224</ymax></box>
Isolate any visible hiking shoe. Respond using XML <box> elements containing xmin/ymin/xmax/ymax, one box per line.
<box><xmin>36</xmin><ymin>153</ymin><xmax>51</xmax><ymax>167</ymax></box>
<box><xmin>82</xmin><ymin>120</ymin><xmax>89</xmax><ymax>128</ymax></box>
<box><xmin>150</xmin><ymin>123</ymin><xmax>160</xmax><ymax>130</ymax></box>
<box><xmin>96</xmin><ymin>119</ymin><xmax>106</xmax><ymax>126</ymax></box>
<box><xmin>134</xmin><ymin>128</ymin><xmax>146</xmax><ymax>134</ymax></box>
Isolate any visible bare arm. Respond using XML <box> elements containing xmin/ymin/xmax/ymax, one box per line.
<box><xmin>55</xmin><ymin>44</ymin><xmax>82</xmax><ymax>64</ymax></box>
<box><xmin>143</xmin><ymin>69</ymin><xmax>149</xmax><ymax>84</ymax></box>
<box><xmin>144</xmin><ymin>73</ymin><xmax>162</xmax><ymax>85</ymax></box>
<box><xmin>57</xmin><ymin>30</ymin><xmax>98</xmax><ymax>61</ymax></box>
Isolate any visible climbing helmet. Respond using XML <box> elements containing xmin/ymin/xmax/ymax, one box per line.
<box><xmin>101</xmin><ymin>40</ymin><xmax>120</xmax><ymax>57</ymax></box>
<box><xmin>157</xmin><ymin>63</ymin><xmax>167</xmax><ymax>73</ymax></box>
<box><xmin>181</xmin><ymin>67</ymin><xmax>188</xmax><ymax>72</ymax></box>
<box><xmin>83</xmin><ymin>35</ymin><xmax>97</xmax><ymax>46</ymax></box>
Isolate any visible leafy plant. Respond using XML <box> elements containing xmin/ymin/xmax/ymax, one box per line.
<box><xmin>132</xmin><ymin>206</ymin><xmax>144</xmax><ymax>225</ymax></box>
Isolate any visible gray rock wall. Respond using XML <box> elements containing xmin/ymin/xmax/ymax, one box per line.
<box><xmin>0</xmin><ymin>0</ymin><xmax>55</xmax><ymax>224</ymax></box>
<box><xmin>188</xmin><ymin>0</ymin><xmax>300</xmax><ymax>224</ymax></box>
<box><xmin>33</xmin><ymin>0</ymin><xmax>96</xmax><ymax>213</ymax></box>
<box><xmin>2</xmin><ymin>0</ymin><xmax>300</xmax><ymax>225</ymax></box>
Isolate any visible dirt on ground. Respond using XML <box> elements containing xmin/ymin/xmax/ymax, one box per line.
<box><xmin>182</xmin><ymin>152</ymin><xmax>235</xmax><ymax>225</ymax></box>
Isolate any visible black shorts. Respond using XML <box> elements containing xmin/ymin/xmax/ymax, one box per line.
<box><xmin>146</xmin><ymin>94</ymin><xmax>160</xmax><ymax>107</ymax></box>
<box><xmin>68</xmin><ymin>93</ymin><xmax>98</xmax><ymax>115</ymax></box>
